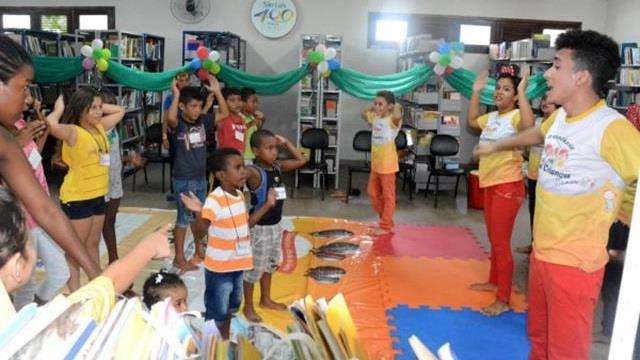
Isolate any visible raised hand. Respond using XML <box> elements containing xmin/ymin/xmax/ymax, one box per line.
<box><xmin>518</xmin><ymin>72</ymin><xmax>529</xmax><ymax>97</ymax></box>
<box><xmin>274</xmin><ymin>134</ymin><xmax>288</xmax><ymax>146</ymax></box>
<box><xmin>473</xmin><ymin>71</ymin><xmax>489</xmax><ymax>93</ymax></box>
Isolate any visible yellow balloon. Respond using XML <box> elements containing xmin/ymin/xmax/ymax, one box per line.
<box><xmin>322</xmin><ymin>70</ymin><xmax>331</xmax><ymax>78</ymax></box>
<box><xmin>102</xmin><ymin>48</ymin><xmax>112</xmax><ymax>60</ymax></box>
<box><xmin>210</xmin><ymin>62</ymin><xmax>221</xmax><ymax>75</ymax></box>
<box><xmin>97</xmin><ymin>59</ymin><xmax>109</xmax><ymax>72</ymax></box>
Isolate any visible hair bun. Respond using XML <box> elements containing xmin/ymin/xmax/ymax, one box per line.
<box><xmin>499</xmin><ymin>64</ymin><xmax>520</xmax><ymax>77</ymax></box>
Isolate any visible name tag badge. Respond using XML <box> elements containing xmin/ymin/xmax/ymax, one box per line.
<box><xmin>100</xmin><ymin>153</ymin><xmax>111</xmax><ymax>167</ymax></box>
<box><xmin>236</xmin><ymin>240</ymin><xmax>251</xmax><ymax>256</ymax></box>
<box><xmin>28</xmin><ymin>149</ymin><xmax>42</xmax><ymax>169</ymax></box>
<box><xmin>234</xmin><ymin>130</ymin><xmax>244</xmax><ymax>142</ymax></box>
<box><xmin>274</xmin><ymin>186</ymin><xmax>287</xmax><ymax>200</ymax></box>
<box><xmin>188</xmin><ymin>132</ymin><xmax>202</xmax><ymax>145</ymax></box>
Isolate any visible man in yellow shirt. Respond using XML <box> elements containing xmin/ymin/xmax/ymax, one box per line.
<box><xmin>474</xmin><ymin>30</ymin><xmax>640</xmax><ymax>359</ymax></box>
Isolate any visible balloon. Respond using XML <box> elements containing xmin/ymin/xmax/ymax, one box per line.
<box><xmin>96</xmin><ymin>58</ymin><xmax>109</xmax><ymax>72</ymax></box>
<box><xmin>452</xmin><ymin>42</ymin><xmax>465</xmax><ymax>53</ymax></box>
<box><xmin>197</xmin><ymin>46</ymin><xmax>209</xmax><ymax>60</ymax></box>
<box><xmin>328</xmin><ymin>58</ymin><xmax>341</xmax><ymax>71</ymax></box>
<box><xmin>208</xmin><ymin>50</ymin><xmax>220</xmax><ymax>62</ymax></box>
<box><xmin>80</xmin><ymin>45</ymin><xmax>93</xmax><ymax>57</ymax></box>
<box><xmin>82</xmin><ymin>57</ymin><xmax>95</xmax><ymax>70</ymax></box>
<box><xmin>202</xmin><ymin>59</ymin><xmax>213</xmax><ymax>70</ymax></box>
<box><xmin>197</xmin><ymin>68</ymin><xmax>209</xmax><ymax>81</ymax></box>
<box><xmin>450</xmin><ymin>56</ymin><xmax>464</xmax><ymax>69</ymax></box>
<box><xmin>438</xmin><ymin>42</ymin><xmax>450</xmax><ymax>54</ymax></box>
<box><xmin>325</xmin><ymin>47</ymin><xmax>337</xmax><ymax>60</ymax></box>
<box><xmin>210</xmin><ymin>62</ymin><xmax>221</xmax><ymax>75</ymax></box>
<box><xmin>434</xmin><ymin>64</ymin><xmax>445</xmax><ymax>75</ymax></box>
<box><xmin>322</xmin><ymin>70</ymin><xmax>331</xmax><ymax>78</ymax></box>
<box><xmin>315</xmin><ymin>44</ymin><xmax>326</xmax><ymax>53</ymax></box>
<box><xmin>91</xmin><ymin>39</ymin><xmax>103</xmax><ymax>50</ymax></box>
<box><xmin>309</xmin><ymin>51</ymin><xmax>324</xmax><ymax>64</ymax></box>
<box><xmin>190</xmin><ymin>58</ymin><xmax>202</xmax><ymax>70</ymax></box>
<box><xmin>311</xmin><ymin>63</ymin><xmax>318</xmax><ymax>70</ymax></box>
<box><xmin>92</xmin><ymin>48</ymin><xmax>103</xmax><ymax>60</ymax></box>
<box><xmin>428</xmin><ymin>51</ymin><xmax>440</xmax><ymax>64</ymax></box>
<box><xmin>438</xmin><ymin>54</ymin><xmax>451</xmax><ymax>67</ymax></box>
<box><xmin>317</xmin><ymin>60</ymin><xmax>329</xmax><ymax>74</ymax></box>
<box><xmin>101</xmin><ymin>48</ymin><xmax>111</xmax><ymax>60</ymax></box>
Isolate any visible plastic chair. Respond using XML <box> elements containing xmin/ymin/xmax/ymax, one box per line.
<box><xmin>299</xmin><ymin>128</ymin><xmax>330</xmax><ymax>200</ymax></box>
<box><xmin>425</xmin><ymin>134</ymin><xmax>465</xmax><ymax>207</ymax></box>
<box><xmin>133</xmin><ymin>123</ymin><xmax>170</xmax><ymax>192</ymax></box>
<box><xmin>345</xmin><ymin>130</ymin><xmax>372</xmax><ymax>203</ymax></box>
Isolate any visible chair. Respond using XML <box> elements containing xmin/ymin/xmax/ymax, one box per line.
<box><xmin>133</xmin><ymin>123</ymin><xmax>170</xmax><ymax>193</ymax></box>
<box><xmin>395</xmin><ymin>130</ymin><xmax>416</xmax><ymax>200</ymax></box>
<box><xmin>298</xmin><ymin>128</ymin><xmax>330</xmax><ymax>200</ymax></box>
<box><xmin>424</xmin><ymin>134</ymin><xmax>465</xmax><ymax>208</ymax></box>
<box><xmin>345</xmin><ymin>130</ymin><xmax>372</xmax><ymax>203</ymax></box>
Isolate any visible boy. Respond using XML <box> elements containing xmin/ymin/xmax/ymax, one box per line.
<box><xmin>242</xmin><ymin>129</ymin><xmax>306</xmax><ymax>322</ymax></box>
<box><xmin>240</xmin><ymin>87</ymin><xmax>265</xmax><ymax>163</ymax></box>
<box><xmin>474</xmin><ymin>30</ymin><xmax>640</xmax><ymax>358</ymax></box>
<box><xmin>166</xmin><ymin>80</ymin><xmax>217</xmax><ymax>273</ymax></box>
<box><xmin>180</xmin><ymin>148</ymin><xmax>254</xmax><ymax>338</ymax></box>
<box><xmin>215</xmin><ymin>86</ymin><xmax>246</xmax><ymax>154</ymax></box>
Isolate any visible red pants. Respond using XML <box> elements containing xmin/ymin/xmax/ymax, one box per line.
<box><xmin>527</xmin><ymin>255</ymin><xmax>604</xmax><ymax>360</ymax></box>
<box><xmin>483</xmin><ymin>180</ymin><xmax>524</xmax><ymax>303</ymax></box>
<box><xmin>367</xmin><ymin>171</ymin><xmax>396</xmax><ymax>230</ymax></box>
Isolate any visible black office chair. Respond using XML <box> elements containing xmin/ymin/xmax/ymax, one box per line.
<box><xmin>395</xmin><ymin>130</ymin><xmax>416</xmax><ymax>200</ymax></box>
<box><xmin>299</xmin><ymin>128</ymin><xmax>330</xmax><ymax>200</ymax></box>
<box><xmin>134</xmin><ymin>123</ymin><xmax>170</xmax><ymax>193</ymax></box>
<box><xmin>425</xmin><ymin>134</ymin><xmax>465</xmax><ymax>208</ymax></box>
<box><xmin>346</xmin><ymin>130</ymin><xmax>372</xmax><ymax>203</ymax></box>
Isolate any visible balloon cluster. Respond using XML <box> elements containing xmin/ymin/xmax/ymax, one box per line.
<box><xmin>80</xmin><ymin>39</ymin><xmax>111</xmax><ymax>72</ymax></box>
<box><xmin>428</xmin><ymin>42</ymin><xmax>465</xmax><ymax>76</ymax></box>
<box><xmin>308</xmin><ymin>44</ymin><xmax>340</xmax><ymax>78</ymax></box>
<box><xmin>190</xmin><ymin>46</ymin><xmax>222</xmax><ymax>81</ymax></box>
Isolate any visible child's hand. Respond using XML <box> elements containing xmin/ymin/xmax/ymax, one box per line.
<box><xmin>254</xmin><ymin>110</ymin><xmax>265</xmax><ymax>120</ymax></box>
<box><xmin>171</xmin><ymin>78</ymin><xmax>180</xmax><ymax>96</ymax></box>
<box><xmin>15</xmin><ymin>120</ymin><xmax>47</xmax><ymax>146</ymax></box>
<box><xmin>130</xmin><ymin>152</ymin><xmax>146</xmax><ymax>168</ymax></box>
<box><xmin>207</xmin><ymin>75</ymin><xmax>221</xmax><ymax>92</ymax></box>
<box><xmin>473</xmin><ymin>143</ymin><xmax>498</xmax><ymax>158</ymax></box>
<box><xmin>33</xmin><ymin>99</ymin><xmax>42</xmax><ymax>113</ymax></box>
<box><xmin>473</xmin><ymin>71</ymin><xmax>489</xmax><ymax>93</ymax></box>
<box><xmin>517</xmin><ymin>72</ymin><xmax>529</xmax><ymax>96</ymax></box>
<box><xmin>53</xmin><ymin>95</ymin><xmax>65</xmax><ymax>115</ymax></box>
<box><xmin>144</xmin><ymin>224</ymin><xmax>172</xmax><ymax>260</ymax></box>
<box><xmin>266</xmin><ymin>188</ymin><xmax>277</xmax><ymax>207</ymax></box>
<box><xmin>180</xmin><ymin>191</ymin><xmax>203</xmax><ymax>213</ymax></box>
<box><xmin>275</xmin><ymin>134</ymin><xmax>288</xmax><ymax>146</ymax></box>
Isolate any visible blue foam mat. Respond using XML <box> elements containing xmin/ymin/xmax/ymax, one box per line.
<box><xmin>387</xmin><ymin>305</ymin><xmax>530</xmax><ymax>360</ymax></box>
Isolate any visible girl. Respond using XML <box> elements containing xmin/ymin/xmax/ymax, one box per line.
<box><xmin>47</xmin><ymin>88</ymin><xmax>125</xmax><ymax>291</ymax></box>
<box><xmin>142</xmin><ymin>271</ymin><xmax>188</xmax><ymax>313</ymax></box>
<box><xmin>0</xmin><ymin>34</ymin><xmax>101</xmax><ymax>281</ymax></box>
<box><xmin>360</xmin><ymin>90</ymin><xmax>402</xmax><ymax>232</ymax></box>
<box><xmin>468</xmin><ymin>66</ymin><xmax>534</xmax><ymax>316</ymax></box>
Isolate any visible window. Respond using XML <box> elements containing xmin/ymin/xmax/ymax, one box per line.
<box><xmin>79</xmin><ymin>14</ymin><xmax>108</xmax><ymax>30</ymax></box>
<box><xmin>460</xmin><ymin>24</ymin><xmax>492</xmax><ymax>45</ymax></box>
<box><xmin>543</xmin><ymin>29</ymin><xmax>566</xmax><ymax>47</ymax></box>
<box><xmin>2</xmin><ymin>14</ymin><xmax>30</xmax><ymax>29</ymax></box>
<box><xmin>375</xmin><ymin>19</ymin><xmax>408</xmax><ymax>43</ymax></box>
<box><xmin>41</xmin><ymin>15</ymin><xmax>67</xmax><ymax>33</ymax></box>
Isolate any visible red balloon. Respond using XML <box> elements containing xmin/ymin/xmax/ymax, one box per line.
<box><xmin>197</xmin><ymin>68</ymin><xmax>209</xmax><ymax>81</ymax></box>
<box><xmin>445</xmin><ymin>66</ymin><xmax>454</xmax><ymax>75</ymax></box>
<box><xmin>311</xmin><ymin>63</ymin><xmax>318</xmax><ymax>69</ymax></box>
<box><xmin>196</xmin><ymin>46</ymin><xmax>209</xmax><ymax>60</ymax></box>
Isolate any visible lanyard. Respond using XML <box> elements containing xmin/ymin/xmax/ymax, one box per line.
<box><xmin>223</xmin><ymin>191</ymin><xmax>242</xmax><ymax>242</ymax></box>
<box><xmin>83</xmin><ymin>126</ymin><xmax>109</xmax><ymax>154</ymax></box>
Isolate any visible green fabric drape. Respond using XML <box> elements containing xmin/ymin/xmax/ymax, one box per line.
<box><xmin>329</xmin><ymin>64</ymin><xmax>435</xmax><ymax>100</ymax></box>
<box><xmin>31</xmin><ymin>56</ymin><xmax>84</xmax><ymax>83</ymax></box>
<box><xmin>216</xmin><ymin>63</ymin><xmax>312</xmax><ymax>95</ymax></box>
<box><xmin>104</xmin><ymin>61</ymin><xmax>191</xmax><ymax>91</ymax></box>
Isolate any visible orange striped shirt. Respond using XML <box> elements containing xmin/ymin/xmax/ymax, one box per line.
<box><xmin>201</xmin><ymin>187</ymin><xmax>253</xmax><ymax>272</ymax></box>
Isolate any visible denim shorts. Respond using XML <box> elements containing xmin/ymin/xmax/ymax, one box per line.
<box><xmin>173</xmin><ymin>177</ymin><xmax>207</xmax><ymax>228</ymax></box>
<box><xmin>60</xmin><ymin>196</ymin><xmax>106</xmax><ymax>220</ymax></box>
<box><xmin>204</xmin><ymin>269</ymin><xmax>244</xmax><ymax>326</ymax></box>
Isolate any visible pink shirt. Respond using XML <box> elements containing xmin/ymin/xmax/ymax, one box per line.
<box><xmin>15</xmin><ymin>119</ymin><xmax>50</xmax><ymax>229</ymax></box>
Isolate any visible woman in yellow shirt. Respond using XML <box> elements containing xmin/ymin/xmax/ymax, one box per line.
<box><xmin>467</xmin><ymin>66</ymin><xmax>534</xmax><ymax>316</ymax></box>
<box><xmin>47</xmin><ymin>88</ymin><xmax>125</xmax><ymax>291</ymax></box>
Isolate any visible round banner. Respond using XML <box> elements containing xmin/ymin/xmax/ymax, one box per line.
<box><xmin>251</xmin><ymin>0</ymin><xmax>297</xmax><ymax>39</ymax></box>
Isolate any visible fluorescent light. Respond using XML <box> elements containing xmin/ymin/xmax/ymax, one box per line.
<box><xmin>376</xmin><ymin>19</ymin><xmax>408</xmax><ymax>43</ymax></box>
<box><xmin>460</xmin><ymin>24</ymin><xmax>491</xmax><ymax>46</ymax></box>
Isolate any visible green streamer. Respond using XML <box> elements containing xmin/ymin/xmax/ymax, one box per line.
<box><xmin>216</xmin><ymin>63</ymin><xmax>312</xmax><ymax>95</ymax></box>
<box><xmin>105</xmin><ymin>61</ymin><xmax>192</xmax><ymax>91</ymax></box>
<box><xmin>31</xmin><ymin>56</ymin><xmax>84</xmax><ymax>83</ymax></box>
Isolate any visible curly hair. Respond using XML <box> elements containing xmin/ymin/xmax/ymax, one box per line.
<box><xmin>142</xmin><ymin>271</ymin><xmax>186</xmax><ymax>309</ymax></box>
<box><xmin>555</xmin><ymin>30</ymin><xmax>621</xmax><ymax>95</ymax></box>
<box><xmin>0</xmin><ymin>187</ymin><xmax>29</xmax><ymax>268</ymax></box>
<box><xmin>0</xmin><ymin>34</ymin><xmax>32</xmax><ymax>84</ymax></box>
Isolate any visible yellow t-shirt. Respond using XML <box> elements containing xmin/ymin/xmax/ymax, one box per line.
<box><xmin>534</xmin><ymin>100</ymin><xmax>640</xmax><ymax>271</ymax></box>
<box><xmin>240</xmin><ymin>112</ymin><xmax>257</xmax><ymax>161</ymax></box>
<box><xmin>527</xmin><ymin>117</ymin><xmax>546</xmax><ymax>180</ymax></box>
<box><xmin>59</xmin><ymin>124</ymin><xmax>110</xmax><ymax>203</ymax></box>
<box><xmin>367</xmin><ymin>112</ymin><xmax>401</xmax><ymax>174</ymax></box>
<box><xmin>477</xmin><ymin>110</ymin><xmax>523</xmax><ymax>188</ymax></box>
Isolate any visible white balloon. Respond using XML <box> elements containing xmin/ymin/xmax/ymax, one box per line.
<box><xmin>325</xmin><ymin>47</ymin><xmax>337</xmax><ymax>60</ymax></box>
<box><xmin>429</xmin><ymin>51</ymin><xmax>440</xmax><ymax>64</ymax></box>
<box><xmin>209</xmin><ymin>50</ymin><xmax>220</xmax><ymax>62</ymax></box>
<box><xmin>91</xmin><ymin>39</ymin><xmax>103</xmax><ymax>50</ymax></box>
<box><xmin>451</xmin><ymin>56</ymin><xmax>464</xmax><ymax>69</ymax></box>
<box><xmin>434</xmin><ymin>64</ymin><xmax>446</xmax><ymax>75</ymax></box>
<box><xmin>80</xmin><ymin>45</ymin><xmax>93</xmax><ymax>57</ymax></box>
<box><xmin>315</xmin><ymin>44</ymin><xmax>326</xmax><ymax>53</ymax></box>
<box><xmin>317</xmin><ymin>61</ymin><xmax>329</xmax><ymax>74</ymax></box>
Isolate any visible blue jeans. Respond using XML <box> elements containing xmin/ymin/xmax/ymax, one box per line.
<box><xmin>204</xmin><ymin>269</ymin><xmax>244</xmax><ymax>327</ymax></box>
<box><xmin>173</xmin><ymin>177</ymin><xmax>207</xmax><ymax>228</ymax></box>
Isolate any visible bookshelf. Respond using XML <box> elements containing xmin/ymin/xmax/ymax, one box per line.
<box><xmin>142</xmin><ymin>33</ymin><xmax>165</xmax><ymax>127</ymax></box>
<box><xmin>607</xmin><ymin>43</ymin><xmax>640</xmax><ymax>112</ymax></box>
<box><xmin>296</xmin><ymin>34</ymin><xmax>343</xmax><ymax>190</ymax></box>
<box><xmin>181</xmin><ymin>31</ymin><xmax>246</xmax><ymax>70</ymax></box>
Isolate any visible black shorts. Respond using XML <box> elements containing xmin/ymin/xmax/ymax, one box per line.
<box><xmin>60</xmin><ymin>196</ymin><xmax>106</xmax><ymax>220</ymax></box>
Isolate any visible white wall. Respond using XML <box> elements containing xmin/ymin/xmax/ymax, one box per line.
<box><xmin>605</xmin><ymin>0</ymin><xmax>640</xmax><ymax>43</ymax></box>
<box><xmin>2</xmin><ymin>0</ymin><xmax>608</xmax><ymax>163</ymax></box>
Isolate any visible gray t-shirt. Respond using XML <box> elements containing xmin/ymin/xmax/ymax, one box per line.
<box><xmin>172</xmin><ymin>114</ymin><xmax>211</xmax><ymax>180</ymax></box>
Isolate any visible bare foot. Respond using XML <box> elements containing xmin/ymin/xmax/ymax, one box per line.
<box><xmin>243</xmin><ymin>307</ymin><xmax>262</xmax><ymax>323</ymax></box>
<box><xmin>481</xmin><ymin>301</ymin><xmax>510</xmax><ymax>316</ymax></box>
<box><xmin>515</xmin><ymin>245</ymin><xmax>532</xmax><ymax>254</ymax></box>
<box><xmin>469</xmin><ymin>282</ymin><xmax>497</xmax><ymax>292</ymax></box>
<box><xmin>173</xmin><ymin>259</ymin><xmax>198</xmax><ymax>274</ymax></box>
<box><xmin>260</xmin><ymin>299</ymin><xmax>288</xmax><ymax>311</ymax></box>
<box><xmin>367</xmin><ymin>226</ymin><xmax>391</xmax><ymax>236</ymax></box>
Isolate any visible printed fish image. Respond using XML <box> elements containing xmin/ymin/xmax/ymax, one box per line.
<box><xmin>317</xmin><ymin>241</ymin><xmax>360</xmax><ymax>255</ymax></box>
<box><xmin>310</xmin><ymin>229</ymin><xmax>355</xmax><ymax>238</ymax></box>
<box><xmin>305</xmin><ymin>266</ymin><xmax>347</xmax><ymax>284</ymax></box>
<box><xmin>311</xmin><ymin>249</ymin><xmax>346</xmax><ymax>262</ymax></box>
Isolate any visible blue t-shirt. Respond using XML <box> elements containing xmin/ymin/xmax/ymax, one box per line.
<box><xmin>172</xmin><ymin>114</ymin><xmax>211</xmax><ymax>180</ymax></box>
